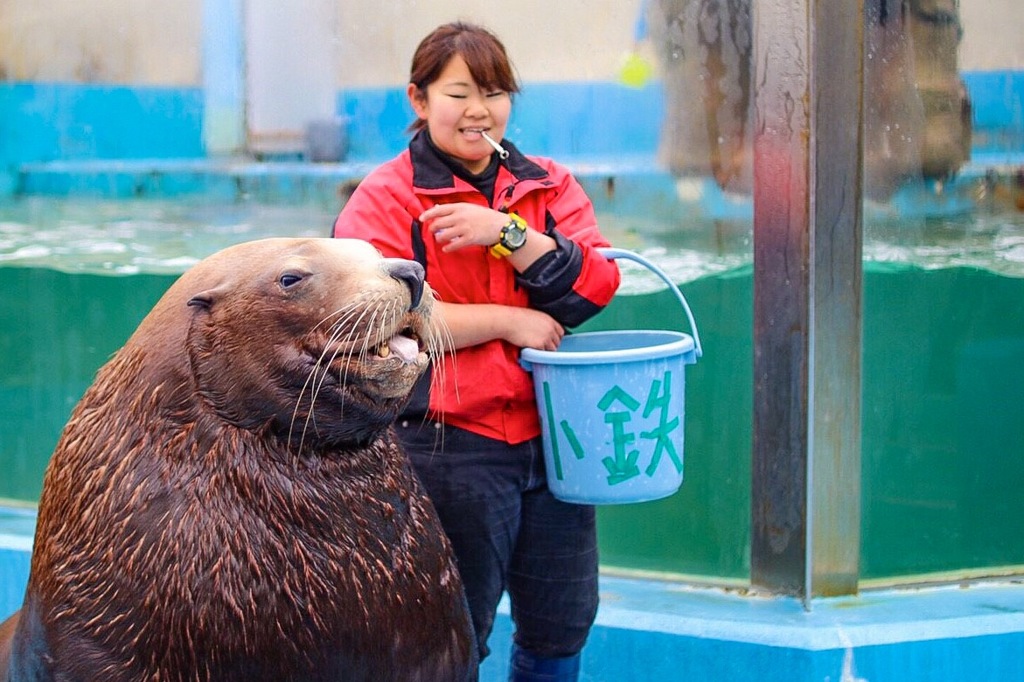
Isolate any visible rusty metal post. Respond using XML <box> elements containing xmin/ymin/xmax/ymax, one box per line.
<box><xmin>751</xmin><ymin>0</ymin><xmax>864</xmax><ymax>604</ymax></box>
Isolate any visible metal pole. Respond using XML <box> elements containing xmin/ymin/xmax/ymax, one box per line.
<box><xmin>751</xmin><ymin>0</ymin><xmax>864</xmax><ymax>605</ymax></box>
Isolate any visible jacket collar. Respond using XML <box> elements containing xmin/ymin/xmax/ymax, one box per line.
<box><xmin>409</xmin><ymin>129</ymin><xmax>548</xmax><ymax>190</ymax></box>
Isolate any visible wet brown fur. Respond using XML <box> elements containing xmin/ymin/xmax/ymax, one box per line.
<box><xmin>0</xmin><ymin>238</ymin><xmax>474</xmax><ymax>681</ymax></box>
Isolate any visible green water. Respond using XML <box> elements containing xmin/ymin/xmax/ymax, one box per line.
<box><xmin>0</xmin><ymin>267</ymin><xmax>178</xmax><ymax>501</ymax></box>
<box><xmin>860</xmin><ymin>263</ymin><xmax>1024</xmax><ymax>577</ymax></box>
<box><xmin>2</xmin><ymin>197</ymin><xmax>1023</xmax><ymax>582</ymax></box>
<box><xmin>588</xmin><ymin>263</ymin><xmax>1024</xmax><ymax>581</ymax></box>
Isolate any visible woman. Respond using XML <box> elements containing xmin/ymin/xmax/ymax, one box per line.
<box><xmin>333</xmin><ymin>22</ymin><xmax>620</xmax><ymax>681</ymax></box>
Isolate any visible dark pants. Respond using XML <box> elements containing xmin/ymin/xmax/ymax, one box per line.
<box><xmin>397</xmin><ymin>421</ymin><xmax>599</xmax><ymax>666</ymax></box>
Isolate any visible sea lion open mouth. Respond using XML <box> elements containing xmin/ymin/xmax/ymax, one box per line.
<box><xmin>316</xmin><ymin>310</ymin><xmax>433</xmax><ymax>391</ymax></box>
<box><xmin>375</xmin><ymin>329</ymin><xmax>422</xmax><ymax>363</ymax></box>
<box><xmin>307</xmin><ymin>321</ymin><xmax>433</xmax><ymax>419</ymax></box>
<box><xmin>337</xmin><ymin>320</ymin><xmax>428</xmax><ymax>367</ymax></box>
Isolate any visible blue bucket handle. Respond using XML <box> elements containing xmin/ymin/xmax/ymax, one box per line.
<box><xmin>598</xmin><ymin>247</ymin><xmax>703</xmax><ymax>358</ymax></box>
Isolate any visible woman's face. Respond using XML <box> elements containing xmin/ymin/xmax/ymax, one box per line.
<box><xmin>408</xmin><ymin>54</ymin><xmax>512</xmax><ymax>175</ymax></box>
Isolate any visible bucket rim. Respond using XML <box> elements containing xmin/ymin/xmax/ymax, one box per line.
<box><xmin>520</xmin><ymin>329</ymin><xmax>695</xmax><ymax>366</ymax></box>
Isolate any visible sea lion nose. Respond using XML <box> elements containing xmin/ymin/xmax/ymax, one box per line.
<box><xmin>385</xmin><ymin>259</ymin><xmax>425</xmax><ymax>310</ymax></box>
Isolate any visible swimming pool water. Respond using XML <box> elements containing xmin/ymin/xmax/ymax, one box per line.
<box><xmin>3</xmin><ymin>195</ymin><xmax>1022</xmax><ymax>281</ymax></box>
<box><xmin>1</xmin><ymin>195</ymin><xmax>1022</xmax><ymax>582</ymax></box>
<box><xmin>0</xmin><ymin>196</ymin><xmax>333</xmax><ymax>275</ymax></box>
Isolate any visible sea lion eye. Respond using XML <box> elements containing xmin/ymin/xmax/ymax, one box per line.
<box><xmin>279</xmin><ymin>273</ymin><xmax>304</xmax><ymax>288</ymax></box>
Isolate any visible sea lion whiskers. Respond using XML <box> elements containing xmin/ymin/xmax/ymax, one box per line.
<box><xmin>321</xmin><ymin>300</ymin><xmax>393</xmax><ymax>391</ymax></box>
<box><xmin>415</xmin><ymin>291</ymin><xmax>458</xmax><ymax>457</ymax></box>
<box><xmin>292</xmin><ymin>297</ymin><xmax>416</xmax><ymax>451</ymax></box>
<box><xmin>287</xmin><ymin>300</ymin><xmax>368</xmax><ymax>449</ymax></box>
<box><xmin>422</xmin><ymin>289</ymin><xmax>457</xmax><ymax>405</ymax></box>
<box><xmin>289</xmin><ymin>306</ymin><xmax>372</xmax><ymax>451</ymax></box>
<box><xmin>319</xmin><ymin>302</ymin><xmax>388</xmax><ymax>414</ymax></box>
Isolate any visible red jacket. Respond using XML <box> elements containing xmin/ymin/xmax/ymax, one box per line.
<box><xmin>333</xmin><ymin>132</ymin><xmax>620</xmax><ymax>443</ymax></box>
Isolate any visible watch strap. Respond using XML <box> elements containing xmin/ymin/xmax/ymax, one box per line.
<box><xmin>489</xmin><ymin>241</ymin><xmax>514</xmax><ymax>258</ymax></box>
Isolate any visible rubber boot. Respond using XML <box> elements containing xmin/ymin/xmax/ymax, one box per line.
<box><xmin>508</xmin><ymin>644</ymin><xmax>581</xmax><ymax>682</ymax></box>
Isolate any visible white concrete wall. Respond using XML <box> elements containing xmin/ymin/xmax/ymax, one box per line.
<box><xmin>245</xmin><ymin>0</ymin><xmax>339</xmax><ymax>151</ymax></box>
<box><xmin>960</xmin><ymin>0</ymin><xmax>1024</xmax><ymax>71</ymax></box>
<box><xmin>0</xmin><ymin>0</ymin><xmax>640</xmax><ymax>87</ymax></box>
<box><xmin>0</xmin><ymin>0</ymin><xmax>200</xmax><ymax>84</ymax></box>
<box><xmin>0</xmin><ymin>0</ymin><xmax>1019</xmax><ymax>87</ymax></box>
<box><xmin>334</xmin><ymin>1</ymin><xmax>642</xmax><ymax>88</ymax></box>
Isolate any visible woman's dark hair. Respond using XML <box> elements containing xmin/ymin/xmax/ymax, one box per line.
<box><xmin>408</xmin><ymin>22</ymin><xmax>521</xmax><ymax>132</ymax></box>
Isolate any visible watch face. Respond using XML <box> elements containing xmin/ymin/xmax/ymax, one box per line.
<box><xmin>504</xmin><ymin>224</ymin><xmax>527</xmax><ymax>248</ymax></box>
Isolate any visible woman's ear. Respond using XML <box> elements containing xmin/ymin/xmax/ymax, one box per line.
<box><xmin>407</xmin><ymin>83</ymin><xmax>428</xmax><ymax>120</ymax></box>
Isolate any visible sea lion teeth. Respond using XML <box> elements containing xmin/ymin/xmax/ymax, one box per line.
<box><xmin>378</xmin><ymin>342</ymin><xmax>391</xmax><ymax>358</ymax></box>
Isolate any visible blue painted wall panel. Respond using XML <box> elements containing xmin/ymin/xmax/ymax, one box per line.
<box><xmin>0</xmin><ymin>547</ymin><xmax>30</xmax><ymax>621</ymax></box>
<box><xmin>0</xmin><ymin>83</ymin><xmax>205</xmax><ymax>164</ymax></box>
<box><xmin>963</xmin><ymin>70</ymin><xmax>1024</xmax><ymax>130</ymax></box>
<box><xmin>339</xmin><ymin>81</ymin><xmax>664</xmax><ymax>162</ymax></box>
<box><xmin>0</xmin><ymin>72</ymin><xmax>1020</xmax><ymax>167</ymax></box>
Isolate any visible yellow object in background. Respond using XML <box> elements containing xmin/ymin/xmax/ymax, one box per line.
<box><xmin>618</xmin><ymin>50</ymin><xmax>654</xmax><ymax>88</ymax></box>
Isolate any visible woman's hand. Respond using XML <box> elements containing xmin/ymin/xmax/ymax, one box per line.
<box><xmin>420</xmin><ymin>203</ymin><xmax>505</xmax><ymax>252</ymax></box>
<box><xmin>421</xmin><ymin>202</ymin><xmax>558</xmax><ymax>270</ymax></box>
<box><xmin>436</xmin><ymin>301</ymin><xmax>565</xmax><ymax>351</ymax></box>
<box><xmin>503</xmin><ymin>307</ymin><xmax>565</xmax><ymax>351</ymax></box>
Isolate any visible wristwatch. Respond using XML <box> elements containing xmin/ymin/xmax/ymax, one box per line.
<box><xmin>489</xmin><ymin>213</ymin><xmax>528</xmax><ymax>258</ymax></box>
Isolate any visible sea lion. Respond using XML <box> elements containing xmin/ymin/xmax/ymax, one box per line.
<box><xmin>0</xmin><ymin>237</ymin><xmax>476</xmax><ymax>682</ymax></box>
